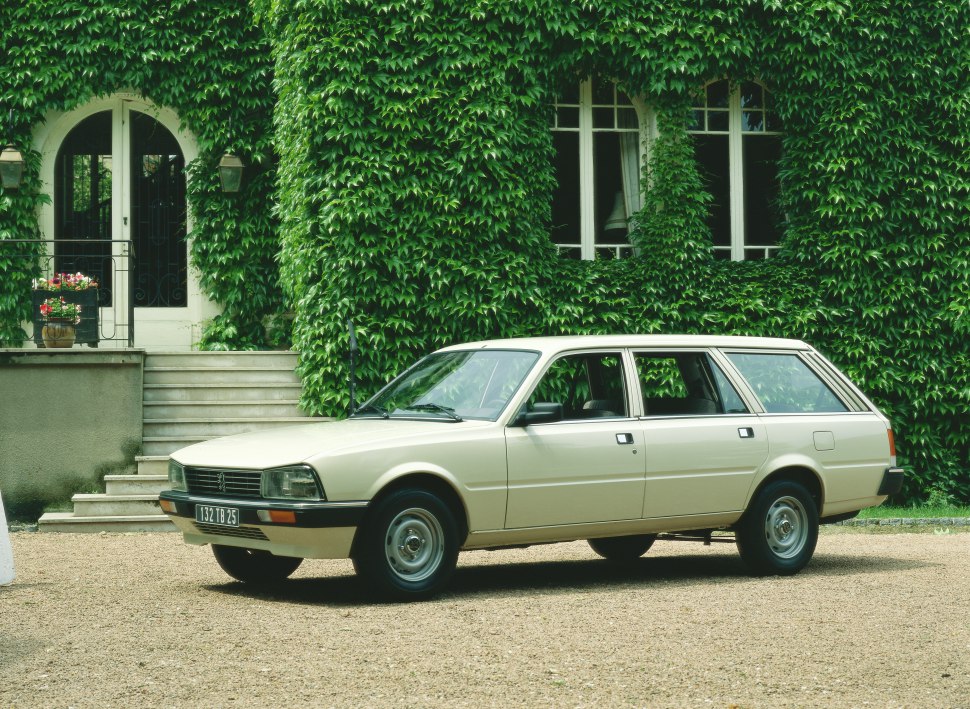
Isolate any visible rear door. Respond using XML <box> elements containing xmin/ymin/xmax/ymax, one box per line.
<box><xmin>635</xmin><ymin>350</ymin><xmax>768</xmax><ymax>518</ymax></box>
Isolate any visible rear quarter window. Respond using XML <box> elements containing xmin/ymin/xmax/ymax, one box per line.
<box><xmin>726</xmin><ymin>352</ymin><xmax>849</xmax><ymax>414</ymax></box>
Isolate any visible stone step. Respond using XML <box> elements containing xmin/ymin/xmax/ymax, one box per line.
<box><xmin>143</xmin><ymin>436</ymin><xmax>210</xmax><ymax>457</ymax></box>
<box><xmin>38</xmin><ymin>512</ymin><xmax>176</xmax><ymax>533</ymax></box>
<box><xmin>143</xmin><ymin>400</ymin><xmax>306</xmax><ymax>420</ymax></box>
<box><xmin>105</xmin><ymin>474</ymin><xmax>169</xmax><ymax>496</ymax></box>
<box><xmin>143</xmin><ymin>383</ymin><xmax>304</xmax><ymax>402</ymax></box>
<box><xmin>144</xmin><ymin>351</ymin><xmax>300</xmax><ymax>369</ymax></box>
<box><xmin>136</xmin><ymin>455</ymin><xmax>170</xmax><ymax>476</ymax></box>
<box><xmin>70</xmin><ymin>493</ymin><xmax>164</xmax><ymax>517</ymax></box>
<box><xmin>143</xmin><ymin>417</ymin><xmax>326</xmax><ymax>439</ymax></box>
<box><xmin>144</xmin><ymin>367</ymin><xmax>302</xmax><ymax>386</ymax></box>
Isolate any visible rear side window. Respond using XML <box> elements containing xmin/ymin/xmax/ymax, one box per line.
<box><xmin>635</xmin><ymin>352</ymin><xmax>747</xmax><ymax>416</ymax></box>
<box><xmin>726</xmin><ymin>352</ymin><xmax>848</xmax><ymax>413</ymax></box>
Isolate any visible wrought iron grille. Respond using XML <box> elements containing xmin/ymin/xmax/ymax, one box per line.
<box><xmin>0</xmin><ymin>238</ymin><xmax>135</xmax><ymax>347</ymax></box>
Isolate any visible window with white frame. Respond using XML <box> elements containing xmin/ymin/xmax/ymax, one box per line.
<box><xmin>689</xmin><ymin>80</ymin><xmax>783</xmax><ymax>260</ymax></box>
<box><xmin>550</xmin><ymin>76</ymin><xmax>645</xmax><ymax>260</ymax></box>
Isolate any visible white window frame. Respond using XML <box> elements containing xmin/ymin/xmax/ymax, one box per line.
<box><xmin>689</xmin><ymin>80</ymin><xmax>782</xmax><ymax>261</ymax></box>
<box><xmin>551</xmin><ymin>79</ymin><xmax>654</xmax><ymax>260</ymax></box>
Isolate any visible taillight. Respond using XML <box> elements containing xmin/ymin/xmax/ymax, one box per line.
<box><xmin>887</xmin><ymin>428</ymin><xmax>897</xmax><ymax>465</ymax></box>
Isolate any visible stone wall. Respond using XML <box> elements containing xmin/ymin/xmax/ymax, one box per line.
<box><xmin>0</xmin><ymin>349</ymin><xmax>143</xmax><ymax>519</ymax></box>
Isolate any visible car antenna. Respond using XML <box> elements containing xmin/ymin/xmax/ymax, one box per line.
<box><xmin>348</xmin><ymin>319</ymin><xmax>359</xmax><ymax>416</ymax></box>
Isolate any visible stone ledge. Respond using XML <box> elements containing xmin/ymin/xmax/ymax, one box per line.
<box><xmin>837</xmin><ymin>517</ymin><xmax>970</xmax><ymax>527</ymax></box>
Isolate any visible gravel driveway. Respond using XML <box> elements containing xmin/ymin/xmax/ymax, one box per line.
<box><xmin>1</xmin><ymin>528</ymin><xmax>968</xmax><ymax>708</ymax></box>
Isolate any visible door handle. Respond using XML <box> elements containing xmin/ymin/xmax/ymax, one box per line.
<box><xmin>738</xmin><ymin>427</ymin><xmax>755</xmax><ymax>439</ymax></box>
<box><xmin>616</xmin><ymin>433</ymin><xmax>634</xmax><ymax>445</ymax></box>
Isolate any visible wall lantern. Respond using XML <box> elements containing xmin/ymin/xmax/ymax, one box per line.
<box><xmin>218</xmin><ymin>153</ymin><xmax>245</xmax><ymax>193</ymax></box>
<box><xmin>0</xmin><ymin>146</ymin><xmax>24</xmax><ymax>190</ymax></box>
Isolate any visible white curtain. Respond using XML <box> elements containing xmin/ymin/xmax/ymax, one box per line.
<box><xmin>618</xmin><ymin>133</ymin><xmax>642</xmax><ymax>222</ymax></box>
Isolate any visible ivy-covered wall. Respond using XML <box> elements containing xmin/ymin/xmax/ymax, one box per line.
<box><xmin>0</xmin><ymin>1</ymin><xmax>281</xmax><ymax>349</ymax></box>
<box><xmin>262</xmin><ymin>0</ymin><xmax>968</xmax><ymax>503</ymax></box>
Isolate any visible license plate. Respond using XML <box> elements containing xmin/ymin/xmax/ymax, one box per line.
<box><xmin>195</xmin><ymin>504</ymin><xmax>240</xmax><ymax>527</ymax></box>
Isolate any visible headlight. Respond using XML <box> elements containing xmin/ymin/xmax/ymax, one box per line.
<box><xmin>261</xmin><ymin>465</ymin><xmax>324</xmax><ymax>501</ymax></box>
<box><xmin>168</xmin><ymin>459</ymin><xmax>187</xmax><ymax>492</ymax></box>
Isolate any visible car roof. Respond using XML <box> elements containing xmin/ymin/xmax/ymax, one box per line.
<box><xmin>437</xmin><ymin>334</ymin><xmax>811</xmax><ymax>355</ymax></box>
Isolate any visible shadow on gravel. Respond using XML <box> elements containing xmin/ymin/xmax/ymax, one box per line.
<box><xmin>201</xmin><ymin>549</ymin><xmax>931</xmax><ymax>606</ymax></box>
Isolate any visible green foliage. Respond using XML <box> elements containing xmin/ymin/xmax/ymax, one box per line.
<box><xmin>0</xmin><ymin>0</ymin><xmax>280</xmax><ymax>349</ymax></box>
<box><xmin>267</xmin><ymin>0</ymin><xmax>968</xmax><ymax>503</ymax></box>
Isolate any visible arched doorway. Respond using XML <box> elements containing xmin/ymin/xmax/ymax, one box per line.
<box><xmin>35</xmin><ymin>95</ymin><xmax>217</xmax><ymax>349</ymax></box>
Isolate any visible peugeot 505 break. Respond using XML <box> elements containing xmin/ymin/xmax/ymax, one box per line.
<box><xmin>160</xmin><ymin>335</ymin><xmax>904</xmax><ymax>599</ymax></box>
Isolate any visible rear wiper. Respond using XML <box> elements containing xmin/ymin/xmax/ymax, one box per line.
<box><xmin>351</xmin><ymin>403</ymin><xmax>389</xmax><ymax>418</ymax></box>
<box><xmin>403</xmin><ymin>403</ymin><xmax>463</xmax><ymax>421</ymax></box>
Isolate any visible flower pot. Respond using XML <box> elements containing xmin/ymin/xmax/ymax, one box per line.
<box><xmin>32</xmin><ymin>289</ymin><xmax>99</xmax><ymax>347</ymax></box>
<box><xmin>41</xmin><ymin>320</ymin><xmax>77</xmax><ymax>348</ymax></box>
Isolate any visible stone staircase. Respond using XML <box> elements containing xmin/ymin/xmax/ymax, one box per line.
<box><xmin>39</xmin><ymin>351</ymin><xmax>331</xmax><ymax>532</ymax></box>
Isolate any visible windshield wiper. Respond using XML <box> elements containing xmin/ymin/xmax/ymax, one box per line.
<box><xmin>351</xmin><ymin>403</ymin><xmax>389</xmax><ymax>419</ymax></box>
<box><xmin>403</xmin><ymin>403</ymin><xmax>463</xmax><ymax>421</ymax></box>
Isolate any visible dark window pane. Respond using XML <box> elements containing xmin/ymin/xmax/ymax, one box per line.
<box><xmin>740</xmin><ymin>82</ymin><xmax>763</xmax><ymax>108</ymax></box>
<box><xmin>593</xmin><ymin>132</ymin><xmax>627</xmax><ymax>245</ymax></box>
<box><xmin>557</xmin><ymin>106</ymin><xmax>579</xmax><ymax>128</ymax></box>
<box><xmin>551</xmin><ymin>132</ymin><xmax>581</xmax><ymax>249</ymax></box>
<box><xmin>130</xmin><ymin>110</ymin><xmax>187</xmax><ymax>307</ymax></box>
<box><xmin>694</xmin><ymin>134</ymin><xmax>730</xmax><ymax>248</ymax></box>
<box><xmin>593</xmin><ymin>106</ymin><xmax>614</xmax><ymax>129</ymax></box>
<box><xmin>54</xmin><ymin>111</ymin><xmax>113</xmax><ymax>306</ymax></box>
<box><xmin>616</xmin><ymin>90</ymin><xmax>633</xmax><ymax>106</ymax></box>
<box><xmin>707</xmin><ymin>110</ymin><xmax>729</xmax><ymax>132</ymax></box>
<box><xmin>743</xmin><ymin>135</ymin><xmax>782</xmax><ymax>247</ymax></box>
<box><xmin>592</xmin><ymin>76</ymin><xmax>613</xmax><ymax>105</ymax></box>
<box><xmin>706</xmin><ymin>80</ymin><xmax>729</xmax><ymax>108</ymax></box>
<box><xmin>742</xmin><ymin>110</ymin><xmax>764</xmax><ymax>132</ymax></box>
<box><xmin>617</xmin><ymin>107</ymin><xmax>638</xmax><ymax>130</ymax></box>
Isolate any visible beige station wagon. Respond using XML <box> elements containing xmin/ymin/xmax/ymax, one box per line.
<box><xmin>160</xmin><ymin>335</ymin><xmax>904</xmax><ymax>599</ymax></box>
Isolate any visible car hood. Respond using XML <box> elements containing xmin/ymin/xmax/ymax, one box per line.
<box><xmin>169</xmin><ymin>417</ymin><xmax>494</xmax><ymax>470</ymax></box>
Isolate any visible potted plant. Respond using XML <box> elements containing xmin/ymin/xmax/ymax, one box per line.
<box><xmin>38</xmin><ymin>297</ymin><xmax>82</xmax><ymax>348</ymax></box>
<box><xmin>31</xmin><ymin>272</ymin><xmax>100</xmax><ymax>347</ymax></box>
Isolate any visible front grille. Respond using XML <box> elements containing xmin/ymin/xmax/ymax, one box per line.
<box><xmin>194</xmin><ymin>523</ymin><xmax>269</xmax><ymax>540</ymax></box>
<box><xmin>185</xmin><ymin>467</ymin><xmax>262</xmax><ymax>497</ymax></box>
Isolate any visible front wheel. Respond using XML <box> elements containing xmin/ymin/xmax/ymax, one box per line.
<box><xmin>352</xmin><ymin>488</ymin><xmax>459</xmax><ymax>601</ymax></box>
<box><xmin>736</xmin><ymin>480</ymin><xmax>818</xmax><ymax>575</ymax></box>
<box><xmin>211</xmin><ymin>545</ymin><xmax>303</xmax><ymax>584</ymax></box>
<box><xmin>588</xmin><ymin>534</ymin><xmax>656</xmax><ymax>561</ymax></box>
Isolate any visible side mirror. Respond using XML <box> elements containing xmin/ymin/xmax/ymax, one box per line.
<box><xmin>513</xmin><ymin>402</ymin><xmax>563</xmax><ymax>426</ymax></box>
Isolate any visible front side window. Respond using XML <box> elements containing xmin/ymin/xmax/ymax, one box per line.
<box><xmin>551</xmin><ymin>76</ymin><xmax>644</xmax><ymax>260</ymax></box>
<box><xmin>689</xmin><ymin>80</ymin><xmax>783</xmax><ymax>261</ymax></box>
<box><xmin>726</xmin><ymin>352</ymin><xmax>848</xmax><ymax>413</ymax></box>
<box><xmin>357</xmin><ymin>350</ymin><xmax>540</xmax><ymax>421</ymax></box>
<box><xmin>635</xmin><ymin>352</ymin><xmax>747</xmax><ymax>416</ymax></box>
<box><xmin>525</xmin><ymin>352</ymin><xmax>628</xmax><ymax>419</ymax></box>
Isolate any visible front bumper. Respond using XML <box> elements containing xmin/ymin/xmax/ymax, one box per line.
<box><xmin>159</xmin><ymin>491</ymin><xmax>368</xmax><ymax>559</ymax></box>
<box><xmin>877</xmin><ymin>467</ymin><xmax>906</xmax><ymax>496</ymax></box>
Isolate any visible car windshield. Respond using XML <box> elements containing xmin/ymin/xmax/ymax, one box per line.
<box><xmin>353</xmin><ymin>349</ymin><xmax>540</xmax><ymax>422</ymax></box>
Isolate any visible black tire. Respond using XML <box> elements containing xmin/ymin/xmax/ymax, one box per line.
<box><xmin>736</xmin><ymin>479</ymin><xmax>818</xmax><ymax>575</ymax></box>
<box><xmin>352</xmin><ymin>488</ymin><xmax>459</xmax><ymax>601</ymax></box>
<box><xmin>588</xmin><ymin>534</ymin><xmax>656</xmax><ymax>561</ymax></box>
<box><xmin>211</xmin><ymin>545</ymin><xmax>303</xmax><ymax>584</ymax></box>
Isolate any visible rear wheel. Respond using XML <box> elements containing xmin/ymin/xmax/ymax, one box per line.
<box><xmin>352</xmin><ymin>488</ymin><xmax>459</xmax><ymax>601</ymax></box>
<box><xmin>211</xmin><ymin>545</ymin><xmax>303</xmax><ymax>584</ymax></box>
<box><xmin>736</xmin><ymin>480</ymin><xmax>818</xmax><ymax>575</ymax></box>
<box><xmin>588</xmin><ymin>534</ymin><xmax>656</xmax><ymax>561</ymax></box>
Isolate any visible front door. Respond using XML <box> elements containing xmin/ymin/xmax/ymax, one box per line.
<box><xmin>505</xmin><ymin>351</ymin><xmax>646</xmax><ymax>528</ymax></box>
<box><xmin>48</xmin><ymin>97</ymin><xmax>202</xmax><ymax>348</ymax></box>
